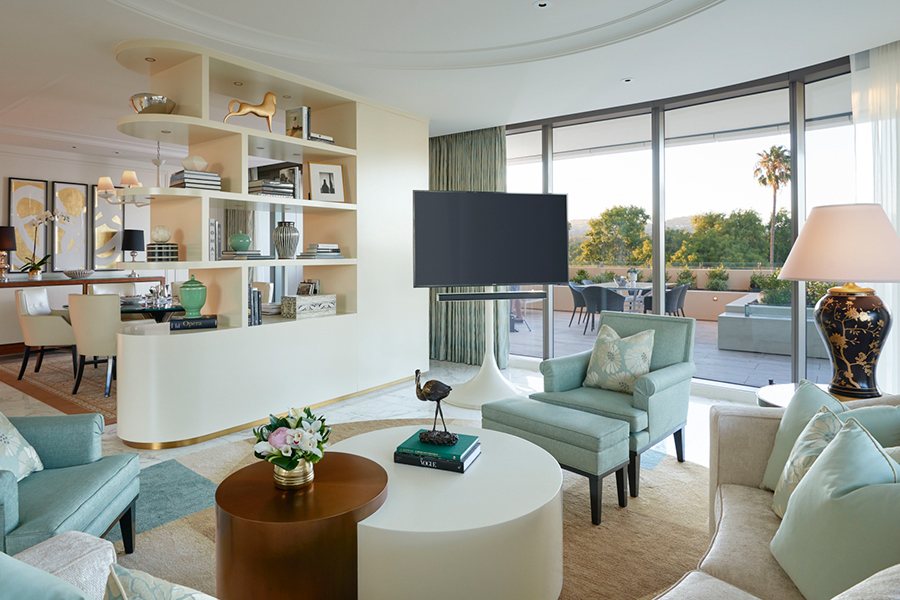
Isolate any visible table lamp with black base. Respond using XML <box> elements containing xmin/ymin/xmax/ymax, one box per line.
<box><xmin>122</xmin><ymin>229</ymin><xmax>144</xmax><ymax>278</ymax></box>
<box><xmin>779</xmin><ymin>204</ymin><xmax>900</xmax><ymax>399</ymax></box>
<box><xmin>0</xmin><ymin>226</ymin><xmax>16</xmax><ymax>283</ymax></box>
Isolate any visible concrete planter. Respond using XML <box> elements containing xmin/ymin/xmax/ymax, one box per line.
<box><xmin>717</xmin><ymin>295</ymin><xmax>828</xmax><ymax>359</ymax></box>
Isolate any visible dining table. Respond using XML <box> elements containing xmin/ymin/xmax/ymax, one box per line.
<box><xmin>586</xmin><ymin>281</ymin><xmax>674</xmax><ymax>313</ymax></box>
<box><xmin>120</xmin><ymin>301</ymin><xmax>184</xmax><ymax>323</ymax></box>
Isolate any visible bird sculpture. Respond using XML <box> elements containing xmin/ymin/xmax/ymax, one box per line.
<box><xmin>415</xmin><ymin>369</ymin><xmax>458</xmax><ymax>446</ymax></box>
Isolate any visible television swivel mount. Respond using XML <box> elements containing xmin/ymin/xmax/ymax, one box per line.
<box><xmin>436</xmin><ymin>288</ymin><xmax>547</xmax><ymax>409</ymax></box>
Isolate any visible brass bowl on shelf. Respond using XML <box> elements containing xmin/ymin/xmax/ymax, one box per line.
<box><xmin>129</xmin><ymin>93</ymin><xmax>176</xmax><ymax>114</ymax></box>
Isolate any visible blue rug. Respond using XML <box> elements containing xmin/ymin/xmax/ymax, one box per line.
<box><xmin>105</xmin><ymin>460</ymin><xmax>218</xmax><ymax>542</ymax></box>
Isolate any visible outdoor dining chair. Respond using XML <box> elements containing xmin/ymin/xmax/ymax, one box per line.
<box><xmin>581</xmin><ymin>285</ymin><xmax>626</xmax><ymax>334</ymax></box>
<box><xmin>568</xmin><ymin>282</ymin><xmax>587</xmax><ymax>327</ymax></box>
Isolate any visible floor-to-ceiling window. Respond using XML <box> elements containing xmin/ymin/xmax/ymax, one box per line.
<box><xmin>506</xmin><ymin>59</ymin><xmax>852</xmax><ymax>389</ymax></box>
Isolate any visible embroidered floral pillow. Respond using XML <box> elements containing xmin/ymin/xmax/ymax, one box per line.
<box><xmin>583</xmin><ymin>324</ymin><xmax>654</xmax><ymax>394</ymax></box>
<box><xmin>772</xmin><ymin>406</ymin><xmax>842</xmax><ymax>517</ymax></box>
<box><xmin>0</xmin><ymin>412</ymin><xmax>43</xmax><ymax>482</ymax></box>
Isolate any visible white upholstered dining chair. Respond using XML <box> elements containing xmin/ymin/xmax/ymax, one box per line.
<box><xmin>15</xmin><ymin>288</ymin><xmax>77</xmax><ymax>381</ymax></box>
<box><xmin>67</xmin><ymin>294</ymin><xmax>153</xmax><ymax>397</ymax></box>
<box><xmin>88</xmin><ymin>282</ymin><xmax>136</xmax><ymax>296</ymax></box>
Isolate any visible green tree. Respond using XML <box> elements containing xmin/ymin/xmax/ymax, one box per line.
<box><xmin>754</xmin><ymin>145</ymin><xmax>791</xmax><ymax>266</ymax></box>
<box><xmin>578</xmin><ymin>205</ymin><xmax>650</xmax><ymax>264</ymax></box>
<box><xmin>771</xmin><ymin>208</ymin><xmax>792</xmax><ymax>265</ymax></box>
<box><xmin>671</xmin><ymin>210</ymin><xmax>768</xmax><ymax>265</ymax></box>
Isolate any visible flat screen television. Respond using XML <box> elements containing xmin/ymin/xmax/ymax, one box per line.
<box><xmin>413</xmin><ymin>190</ymin><xmax>569</xmax><ymax>288</ymax></box>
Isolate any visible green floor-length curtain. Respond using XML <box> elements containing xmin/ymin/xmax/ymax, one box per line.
<box><xmin>428</xmin><ymin>126</ymin><xmax>510</xmax><ymax>368</ymax></box>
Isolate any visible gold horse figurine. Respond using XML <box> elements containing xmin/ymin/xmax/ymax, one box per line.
<box><xmin>223</xmin><ymin>92</ymin><xmax>276</xmax><ymax>132</ymax></box>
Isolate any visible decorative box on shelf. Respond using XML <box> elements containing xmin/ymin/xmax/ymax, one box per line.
<box><xmin>146</xmin><ymin>243</ymin><xmax>178</xmax><ymax>262</ymax></box>
<box><xmin>281</xmin><ymin>294</ymin><xmax>337</xmax><ymax>319</ymax></box>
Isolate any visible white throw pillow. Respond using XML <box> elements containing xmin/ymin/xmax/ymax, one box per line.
<box><xmin>0</xmin><ymin>412</ymin><xmax>43</xmax><ymax>481</ymax></box>
<box><xmin>104</xmin><ymin>564</ymin><xmax>216</xmax><ymax>600</ymax></box>
<box><xmin>583</xmin><ymin>324</ymin><xmax>654</xmax><ymax>394</ymax></box>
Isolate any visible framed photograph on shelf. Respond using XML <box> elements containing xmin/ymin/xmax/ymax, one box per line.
<box><xmin>308</xmin><ymin>163</ymin><xmax>344</xmax><ymax>203</ymax></box>
<box><xmin>7</xmin><ymin>178</ymin><xmax>48</xmax><ymax>272</ymax></box>
<box><xmin>91</xmin><ymin>184</ymin><xmax>124</xmax><ymax>270</ymax></box>
<box><xmin>50</xmin><ymin>181</ymin><xmax>89</xmax><ymax>272</ymax></box>
<box><xmin>296</xmin><ymin>282</ymin><xmax>314</xmax><ymax>296</ymax></box>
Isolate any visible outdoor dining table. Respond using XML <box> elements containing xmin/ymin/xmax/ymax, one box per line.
<box><xmin>584</xmin><ymin>282</ymin><xmax>673</xmax><ymax>313</ymax></box>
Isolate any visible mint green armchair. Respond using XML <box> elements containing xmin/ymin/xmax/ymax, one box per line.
<box><xmin>531</xmin><ymin>312</ymin><xmax>695</xmax><ymax>497</ymax></box>
<box><xmin>1</xmin><ymin>414</ymin><xmax>139</xmax><ymax>555</ymax></box>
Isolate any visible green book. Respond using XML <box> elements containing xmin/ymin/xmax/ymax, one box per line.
<box><xmin>396</xmin><ymin>429</ymin><xmax>479</xmax><ymax>461</ymax></box>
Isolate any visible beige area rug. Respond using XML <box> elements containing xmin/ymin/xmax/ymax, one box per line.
<box><xmin>0</xmin><ymin>354</ymin><xmax>117</xmax><ymax>423</ymax></box>
<box><xmin>113</xmin><ymin>418</ymin><xmax>710</xmax><ymax>600</ymax></box>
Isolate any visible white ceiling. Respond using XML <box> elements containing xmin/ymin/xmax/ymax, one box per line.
<box><xmin>2</xmin><ymin>0</ymin><xmax>900</xmax><ymax>164</ymax></box>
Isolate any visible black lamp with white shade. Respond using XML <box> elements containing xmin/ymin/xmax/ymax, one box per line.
<box><xmin>779</xmin><ymin>204</ymin><xmax>900</xmax><ymax>399</ymax></box>
<box><xmin>121</xmin><ymin>229</ymin><xmax>144</xmax><ymax>278</ymax></box>
<box><xmin>0</xmin><ymin>226</ymin><xmax>16</xmax><ymax>282</ymax></box>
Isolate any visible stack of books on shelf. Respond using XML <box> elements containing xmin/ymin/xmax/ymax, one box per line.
<box><xmin>169</xmin><ymin>315</ymin><xmax>217</xmax><ymax>331</ymax></box>
<box><xmin>170</xmin><ymin>170</ymin><xmax>221</xmax><ymax>190</ymax></box>
<box><xmin>393</xmin><ymin>430</ymin><xmax>481</xmax><ymax>473</ymax></box>
<box><xmin>249</xmin><ymin>179</ymin><xmax>294</xmax><ymax>198</ymax></box>
<box><xmin>297</xmin><ymin>243</ymin><xmax>343</xmax><ymax>259</ymax></box>
<box><xmin>248</xmin><ymin>285</ymin><xmax>262</xmax><ymax>326</ymax></box>
<box><xmin>221</xmin><ymin>250</ymin><xmax>275</xmax><ymax>261</ymax></box>
<box><xmin>261</xmin><ymin>303</ymin><xmax>282</xmax><ymax>316</ymax></box>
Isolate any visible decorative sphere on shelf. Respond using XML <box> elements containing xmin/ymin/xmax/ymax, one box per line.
<box><xmin>151</xmin><ymin>225</ymin><xmax>172</xmax><ymax>243</ymax></box>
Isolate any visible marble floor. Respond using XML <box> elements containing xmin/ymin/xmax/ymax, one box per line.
<box><xmin>0</xmin><ymin>360</ymin><xmax>730</xmax><ymax>469</ymax></box>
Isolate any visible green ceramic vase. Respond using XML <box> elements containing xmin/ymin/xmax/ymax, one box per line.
<box><xmin>179</xmin><ymin>275</ymin><xmax>207</xmax><ymax>318</ymax></box>
<box><xmin>229</xmin><ymin>230</ymin><xmax>251</xmax><ymax>252</ymax></box>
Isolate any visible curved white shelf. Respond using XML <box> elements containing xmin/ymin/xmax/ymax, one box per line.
<box><xmin>117</xmin><ymin>114</ymin><xmax>356</xmax><ymax>161</ymax></box>
<box><xmin>117</xmin><ymin>258</ymin><xmax>356</xmax><ymax>270</ymax></box>
<box><xmin>118</xmin><ymin>187</ymin><xmax>357</xmax><ymax>213</ymax></box>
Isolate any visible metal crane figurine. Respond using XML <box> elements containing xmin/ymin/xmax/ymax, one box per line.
<box><xmin>415</xmin><ymin>369</ymin><xmax>458</xmax><ymax>446</ymax></box>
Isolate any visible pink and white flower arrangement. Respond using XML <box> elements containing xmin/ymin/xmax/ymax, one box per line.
<box><xmin>252</xmin><ymin>407</ymin><xmax>331</xmax><ymax>470</ymax></box>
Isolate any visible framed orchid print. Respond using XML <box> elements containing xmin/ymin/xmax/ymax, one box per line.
<box><xmin>7</xmin><ymin>178</ymin><xmax>49</xmax><ymax>272</ymax></box>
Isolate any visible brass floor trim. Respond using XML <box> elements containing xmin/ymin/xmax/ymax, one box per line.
<box><xmin>120</xmin><ymin>375</ymin><xmax>415</xmax><ymax>449</ymax></box>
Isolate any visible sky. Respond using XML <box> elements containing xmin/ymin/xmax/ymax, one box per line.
<box><xmin>508</xmin><ymin>125</ymin><xmax>857</xmax><ymax>224</ymax></box>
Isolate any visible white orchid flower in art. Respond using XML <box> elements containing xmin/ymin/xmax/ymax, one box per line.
<box><xmin>253</xmin><ymin>441</ymin><xmax>274</xmax><ymax>456</ymax></box>
<box><xmin>25</xmin><ymin>219</ymin><xmax>37</xmax><ymax>228</ymax></box>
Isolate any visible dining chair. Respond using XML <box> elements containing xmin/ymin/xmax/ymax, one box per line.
<box><xmin>252</xmin><ymin>281</ymin><xmax>274</xmax><ymax>303</ymax></box>
<box><xmin>675</xmin><ymin>283</ymin><xmax>689</xmax><ymax>317</ymax></box>
<box><xmin>643</xmin><ymin>284</ymin><xmax>688</xmax><ymax>316</ymax></box>
<box><xmin>88</xmin><ymin>282</ymin><xmax>137</xmax><ymax>296</ymax></box>
<box><xmin>15</xmin><ymin>288</ymin><xmax>77</xmax><ymax>381</ymax></box>
<box><xmin>567</xmin><ymin>282</ymin><xmax>587</xmax><ymax>327</ymax></box>
<box><xmin>581</xmin><ymin>286</ymin><xmax>626</xmax><ymax>334</ymax></box>
<box><xmin>68</xmin><ymin>294</ymin><xmax>153</xmax><ymax>397</ymax></box>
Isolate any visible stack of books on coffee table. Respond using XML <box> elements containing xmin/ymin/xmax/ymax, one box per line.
<box><xmin>394</xmin><ymin>429</ymin><xmax>481</xmax><ymax>473</ymax></box>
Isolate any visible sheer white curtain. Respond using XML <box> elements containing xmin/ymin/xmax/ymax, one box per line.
<box><xmin>852</xmin><ymin>42</ymin><xmax>900</xmax><ymax>395</ymax></box>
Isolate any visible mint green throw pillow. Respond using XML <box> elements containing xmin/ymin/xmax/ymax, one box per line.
<box><xmin>770</xmin><ymin>418</ymin><xmax>900</xmax><ymax>600</ymax></box>
<box><xmin>772</xmin><ymin>404</ymin><xmax>900</xmax><ymax>517</ymax></box>
<box><xmin>0</xmin><ymin>551</ymin><xmax>90</xmax><ymax>600</ymax></box>
<box><xmin>583</xmin><ymin>324</ymin><xmax>654</xmax><ymax>394</ymax></box>
<box><xmin>761</xmin><ymin>380</ymin><xmax>846</xmax><ymax>491</ymax></box>
<box><xmin>104</xmin><ymin>564</ymin><xmax>215</xmax><ymax>600</ymax></box>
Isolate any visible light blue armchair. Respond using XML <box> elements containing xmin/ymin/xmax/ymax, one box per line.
<box><xmin>1</xmin><ymin>414</ymin><xmax>139</xmax><ymax>555</ymax></box>
<box><xmin>530</xmin><ymin>311</ymin><xmax>695</xmax><ymax>497</ymax></box>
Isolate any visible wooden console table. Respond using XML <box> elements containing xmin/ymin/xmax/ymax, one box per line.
<box><xmin>0</xmin><ymin>275</ymin><xmax>165</xmax><ymax>295</ymax></box>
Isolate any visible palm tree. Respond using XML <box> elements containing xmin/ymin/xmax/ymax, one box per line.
<box><xmin>754</xmin><ymin>145</ymin><xmax>791</xmax><ymax>266</ymax></box>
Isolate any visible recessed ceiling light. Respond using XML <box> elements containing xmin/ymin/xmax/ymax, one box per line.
<box><xmin>145</xmin><ymin>57</ymin><xmax>156</xmax><ymax>63</ymax></box>
<box><xmin>115</xmin><ymin>151</ymin><xmax>120</xmax><ymax>154</ymax></box>
<box><xmin>283</xmin><ymin>95</ymin><xmax>291</xmax><ymax>99</ymax></box>
<box><xmin>533</xmin><ymin>1</ymin><xmax>552</xmax><ymax>8</ymax></box>
<box><xmin>71</xmin><ymin>146</ymin><xmax>77</xmax><ymax>149</ymax></box>
<box><xmin>620</xmin><ymin>77</ymin><xmax>634</xmax><ymax>83</ymax></box>
<box><xmin>234</xmin><ymin>82</ymin><xmax>243</xmax><ymax>86</ymax></box>
<box><xmin>161</xmin><ymin>130</ymin><xmax>171</xmax><ymax>134</ymax></box>
<box><xmin>293</xmin><ymin>153</ymin><xmax>302</xmax><ymax>156</ymax></box>
<box><xmin>257</xmin><ymin>146</ymin><xmax>264</xmax><ymax>150</ymax></box>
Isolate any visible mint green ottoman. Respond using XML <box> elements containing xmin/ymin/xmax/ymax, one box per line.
<box><xmin>482</xmin><ymin>397</ymin><xmax>629</xmax><ymax>524</ymax></box>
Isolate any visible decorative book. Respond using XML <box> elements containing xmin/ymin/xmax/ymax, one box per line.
<box><xmin>395</xmin><ymin>429</ymin><xmax>479</xmax><ymax>462</ymax></box>
<box><xmin>393</xmin><ymin>444</ymin><xmax>481</xmax><ymax>473</ymax></box>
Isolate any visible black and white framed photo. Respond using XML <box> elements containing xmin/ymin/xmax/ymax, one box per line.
<box><xmin>91</xmin><ymin>184</ymin><xmax>124</xmax><ymax>270</ymax></box>
<box><xmin>309</xmin><ymin>163</ymin><xmax>345</xmax><ymax>203</ymax></box>
<box><xmin>50</xmin><ymin>181</ymin><xmax>89</xmax><ymax>272</ymax></box>
<box><xmin>7</xmin><ymin>178</ymin><xmax>48</xmax><ymax>272</ymax></box>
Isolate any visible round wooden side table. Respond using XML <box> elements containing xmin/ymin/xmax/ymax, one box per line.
<box><xmin>215</xmin><ymin>453</ymin><xmax>388</xmax><ymax>600</ymax></box>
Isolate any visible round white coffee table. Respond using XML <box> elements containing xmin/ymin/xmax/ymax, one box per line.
<box><xmin>332</xmin><ymin>425</ymin><xmax>563</xmax><ymax>600</ymax></box>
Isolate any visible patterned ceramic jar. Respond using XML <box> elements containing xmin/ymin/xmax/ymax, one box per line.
<box><xmin>273</xmin><ymin>221</ymin><xmax>299</xmax><ymax>259</ymax></box>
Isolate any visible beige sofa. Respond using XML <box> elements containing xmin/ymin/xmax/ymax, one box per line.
<box><xmin>655</xmin><ymin>399</ymin><xmax>900</xmax><ymax>600</ymax></box>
